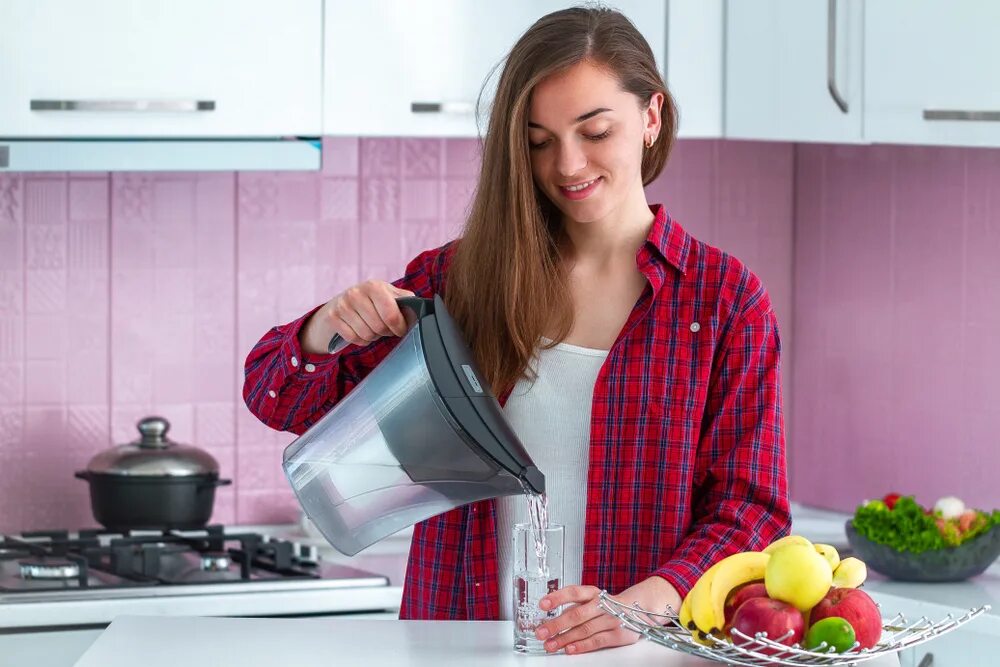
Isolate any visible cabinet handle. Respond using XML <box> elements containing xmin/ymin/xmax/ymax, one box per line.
<box><xmin>917</xmin><ymin>652</ymin><xmax>934</xmax><ymax>667</ymax></box>
<box><xmin>827</xmin><ymin>0</ymin><xmax>849</xmax><ymax>113</ymax></box>
<box><xmin>923</xmin><ymin>109</ymin><xmax>1000</xmax><ymax>122</ymax></box>
<box><xmin>411</xmin><ymin>102</ymin><xmax>475</xmax><ymax>115</ymax></box>
<box><xmin>30</xmin><ymin>99</ymin><xmax>216</xmax><ymax>112</ymax></box>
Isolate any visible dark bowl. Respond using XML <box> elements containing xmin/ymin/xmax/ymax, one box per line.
<box><xmin>845</xmin><ymin>520</ymin><xmax>1000</xmax><ymax>582</ymax></box>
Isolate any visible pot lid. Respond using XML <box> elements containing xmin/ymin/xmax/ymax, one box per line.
<box><xmin>85</xmin><ymin>416</ymin><xmax>219</xmax><ymax>477</ymax></box>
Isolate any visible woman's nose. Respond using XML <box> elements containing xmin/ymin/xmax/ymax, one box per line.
<box><xmin>555</xmin><ymin>141</ymin><xmax>588</xmax><ymax>177</ymax></box>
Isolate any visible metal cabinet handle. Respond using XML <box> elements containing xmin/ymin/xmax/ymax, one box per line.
<box><xmin>30</xmin><ymin>99</ymin><xmax>215</xmax><ymax>112</ymax></box>
<box><xmin>923</xmin><ymin>109</ymin><xmax>1000</xmax><ymax>122</ymax></box>
<box><xmin>411</xmin><ymin>101</ymin><xmax>475</xmax><ymax>114</ymax></box>
<box><xmin>827</xmin><ymin>0</ymin><xmax>849</xmax><ymax>113</ymax></box>
<box><xmin>917</xmin><ymin>652</ymin><xmax>934</xmax><ymax>667</ymax></box>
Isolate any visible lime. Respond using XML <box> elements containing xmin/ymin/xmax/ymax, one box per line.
<box><xmin>804</xmin><ymin>617</ymin><xmax>856</xmax><ymax>653</ymax></box>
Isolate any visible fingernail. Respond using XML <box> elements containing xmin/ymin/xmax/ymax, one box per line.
<box><xmin>539</xmin><ymin>599</ymin><xmax>550</xmax><ymax>610</ymax></box>
<box><xmin>566</xmin><ymin>644</ymin><xmax>576</xmax><ymax>654</ymax></box>
<box><xmin>545</xmin><ymin>640</ymin><xmax>558</xmax><ymax>651</ymax></box>
<box><xmin>536</xmin><ymin>628</ymin><xmax>549</xmax><ymax>640</ymax></box>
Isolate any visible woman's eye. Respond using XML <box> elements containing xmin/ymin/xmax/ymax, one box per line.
<box><xmin>585</xmin><ymin>130</ymin><xmax>611</xmax><ymax>141</ymax></box>
<box><xmin>529</xmin><ymin>139</ymin><xmax>550</xmax><ymax>150</ymax></box>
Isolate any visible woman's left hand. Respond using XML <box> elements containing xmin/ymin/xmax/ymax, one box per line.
<box><xmin>533</xmin><ymin>576</ymin><xmax>681</xmax><ymax>655</ymax></box>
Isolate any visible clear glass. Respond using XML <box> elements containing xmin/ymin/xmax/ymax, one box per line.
<box><xmin>512</xmin><ymin>522</ymin><xmax>564</xmax><ymax>655</ymax></box>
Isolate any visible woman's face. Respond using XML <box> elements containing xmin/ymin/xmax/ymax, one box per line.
<box><xmin>527</xmin><ymin>60</ymin><xmax>661</xmax><ymax>224</ymax></box>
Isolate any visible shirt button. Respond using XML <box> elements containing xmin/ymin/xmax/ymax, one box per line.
<box><xmin>268</xmin><ymin>390</ymin><xmax>277</xmax><ymax>398</ymax></box>
<box><xmin>304</xmin><ymin>363</ymin><xmax>316</xmax><ymax>373</ymax></box>
<box><xmin>290</xmin><ymin>356</ymin><xmax>299</xmax><ymax>367</ymax></box>
<box><xmin>689</xmin><ymin>322</ymin><xmax>701</xmax><ymax>333</ymax></box>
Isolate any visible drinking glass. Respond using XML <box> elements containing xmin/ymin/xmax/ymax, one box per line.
<box><xmin>512</xmin><ymin>522</ymin><xmax>564</xmax><ymax>654</ymax></box>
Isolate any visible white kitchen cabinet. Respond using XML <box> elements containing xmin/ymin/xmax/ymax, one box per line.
<box><xmin>864</xmin><ymin>1</ymin><xmax>1000</xmax><ymax>148</ymax></box>
<box><xmin>323</xmin><ymin>1</ymin><xmax>721</xmax><ymax>139</ymax></box>
<box><xmin>725</xmin><ymin>0</ymin><xmax>865</xmax><ymax>143</ymax></box>
<box><xmin>0</xmin><ymin>0</ymin><xmax>322</xmax><ymax>138</ymax></box>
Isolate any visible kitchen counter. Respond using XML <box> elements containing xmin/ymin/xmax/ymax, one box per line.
<box><xmin>74</xmin><ymin>615</ymin><xmax>902</xmax><ymax>666</ymax></box>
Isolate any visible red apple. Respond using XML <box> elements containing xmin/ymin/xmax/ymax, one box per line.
<box><xmin>810</xmin><ymin>588</ymin><xmax>882</xmax><ymax>649</ymax></box>
<box><xmin>730</xmin><ymin>597</ymin><xmax>805</xmax><ymax>654</ymax></box>
<box><xmin>724</xmin><ymin>581</ymin><xmax>769</xmax><ymax>628</ymax></box>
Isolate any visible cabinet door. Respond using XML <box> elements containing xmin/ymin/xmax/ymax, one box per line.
<box><xmin>0</xmin><ymin>0</ymin><xmax>321</xmax><ymax>137</ymax></box>
<box><xmin>725</xmin><ymin>0</ymin><xmax>864</xmax><ymax>143</ymax></box>
<box><xmin>323</xmin><ymin>0</ymin><xmax>666</xmax><ymax>137</ymax></box>
<box><xmin>667</xmin><ymin>0</ymin><xmax>724</xmax><ymax>138</ymax></box>
<box><xmin>865</xmin><ymin>1</ymin><xmax>1000</xmax><ymax>147</ymax></box>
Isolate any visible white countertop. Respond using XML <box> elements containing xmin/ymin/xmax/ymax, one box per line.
<box><xmin>74</xmin><ymin>616</ymin><xmax>902</xmax><ymax>667</ymax></box>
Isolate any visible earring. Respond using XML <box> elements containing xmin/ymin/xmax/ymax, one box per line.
<box><xmin>644</xmin><ymin>134</ymin><xmax>656</xmax><ymax>149</ymax></box>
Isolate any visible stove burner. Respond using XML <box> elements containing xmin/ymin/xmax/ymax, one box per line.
<box><xmin>200</xmin><ymin>553</ymin><xmax>231</xmax><ymax>572</ymax></box>
<box><xmin>18</xmin><ymin>557</ymin><xmax>81</xmax><ymax>580</ymax></box>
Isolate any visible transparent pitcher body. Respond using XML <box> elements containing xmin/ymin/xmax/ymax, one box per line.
<box><xmin>282</xmin><ymin>325</ymin><xmax>523</xmax><ymax>556</ymax></box>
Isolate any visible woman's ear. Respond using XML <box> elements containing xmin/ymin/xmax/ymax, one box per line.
<box><xmin>643</xmin><ymin>92</ymin><xmax>664</xmax><ymax>144</ymax></box>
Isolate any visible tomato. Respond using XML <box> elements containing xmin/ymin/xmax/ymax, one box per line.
<box><xmin>881</xmin><ymin>493</ymin><xmax>901</xmax><ymax>510</ymax></box>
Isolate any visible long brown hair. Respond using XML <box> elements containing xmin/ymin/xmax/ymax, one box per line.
<box><xmin>444</xmin><ymin>5</ymin><xmax>678</xmax><ymax>396</ymax></box>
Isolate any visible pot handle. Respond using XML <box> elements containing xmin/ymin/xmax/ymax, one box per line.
<box><xmin>75</xmin><ymin>470</ymin><xmax>91</xmax><ymax>481</ymax></box>
<box><xmin>203</xmin><ymin>478</ymin><xmax>232</xmax><ymax>488</ymax></box>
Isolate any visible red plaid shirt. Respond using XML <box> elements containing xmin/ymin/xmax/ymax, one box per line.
<box><xmin>244</xmin><ymin>204</ymin><xmax>790</xmax><ymax>620</ymax></box>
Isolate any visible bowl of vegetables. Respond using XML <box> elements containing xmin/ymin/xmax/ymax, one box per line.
<box><xmin>846</xmin><ymin>494</ymin><xmax>1000</xmax><ymax>582</ymax></box>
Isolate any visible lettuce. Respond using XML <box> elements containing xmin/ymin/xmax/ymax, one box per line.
<box><xmin>852</xmin><ymin>496</ymin><xmax>1000</xmax><ymax>554</ymax></box>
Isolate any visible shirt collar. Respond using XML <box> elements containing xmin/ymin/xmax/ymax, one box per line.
<box><xmin>638</xmin><ymin>204</ymin><xmax>690</xmax><ymax>281</ymax></box>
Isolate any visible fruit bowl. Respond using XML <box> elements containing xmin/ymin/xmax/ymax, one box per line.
<box><xmin>597</xmin><ymin>592</ymin><xmax>990</xmax><ymax>666</ymax></box>
<box><xmin>846</xmin><ymin>520</ymin><xmax>1000</xmax><ymax>582</ymax></box>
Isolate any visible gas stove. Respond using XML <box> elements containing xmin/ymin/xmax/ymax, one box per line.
<box><xmin>0</xmin><ymin>525</ymin><xmax>399</xmax><ymax>630</ymax></box>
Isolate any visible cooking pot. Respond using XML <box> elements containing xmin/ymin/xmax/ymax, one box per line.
<box><xmin>75</xmin><ymin>416</ymin><xmax>231</xmax><ymax>530</ymax></box>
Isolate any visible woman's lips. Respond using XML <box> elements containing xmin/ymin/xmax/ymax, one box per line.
<box><xmin>558</xmin><ymin>177</ymin><xmax>602</xmax><ymax>201</ymax></box>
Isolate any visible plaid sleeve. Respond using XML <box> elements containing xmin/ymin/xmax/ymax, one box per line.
<box><xmin>242</xmin><ymin>243</ymin><xmax>453</xmax><ymax>436</ymax></box>
<box><xmin>652</xmin><ymin>305</ymin><xmax>791</xmax><ymax>598</ymax></box>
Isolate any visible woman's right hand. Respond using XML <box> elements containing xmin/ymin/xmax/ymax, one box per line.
<box><xmin>299</xmin><ymin>280</ymin><xmax>417</xmax><ymax>356</ymax></box>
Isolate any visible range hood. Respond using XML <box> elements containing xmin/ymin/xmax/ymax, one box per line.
<box><xmin>0</xmin><ymin>137</ymin><xmax>322</xmax><ymax>172</ymax></box>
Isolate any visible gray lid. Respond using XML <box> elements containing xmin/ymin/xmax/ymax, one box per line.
<box><xmin>86</xmin><ymin>416</ymin><xmax>219</xmax><ymax>477</ymax></box>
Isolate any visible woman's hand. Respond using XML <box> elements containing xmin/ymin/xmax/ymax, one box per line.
<box><xmin>299</xmin><ymin>280</ymin><xmax>416</xmax><ymax>355</ymax></box>
<box><xmin>533</xmin><ymin>576</ymin><xmax>681</xmax><ymax>655</ymax></box>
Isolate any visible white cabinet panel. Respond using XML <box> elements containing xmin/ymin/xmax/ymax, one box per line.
<box><xmin>323</xmin><ymin>1</ymin><xmax>672</xmax><ymax>138</ymax></box>
<box><xmin>0</xmin><ymin>0</ymin><xmax>322</xmax><ymax>137</ymax></box>
<box><xmin>725</xmin><ymin>0</ymin><xmax>864</xmax><ymax>143</ymax></box>
<box><xmin>864</xmin><ymin>0</ymin><xmax>1000</xmax><ymax>147</ymax></box>
<box><xmin>667</xmin><ymin>0</ymin><xmax>724</xmax><ymax>138</ymax></box>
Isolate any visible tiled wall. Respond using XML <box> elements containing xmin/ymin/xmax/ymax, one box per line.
<box><xmin>0</xmin><ymin>137</ymin><xmax>794</xmax><ymax>531</ymax></box>
<box><xmin>790</xmin><ymin>145</ymin><xmax>1000</xmax><ymax>512</ymax></box>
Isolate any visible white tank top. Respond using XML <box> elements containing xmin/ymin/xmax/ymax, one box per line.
<box><xmin>496</xmin><ymin>337</ymin><xmax>609</xmax><ymax>620</ymax></box>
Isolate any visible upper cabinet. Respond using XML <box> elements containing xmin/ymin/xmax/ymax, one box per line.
<box><xmin>864</xmin><ymin>1</ymin><xmax>1000</xmax><ymax>148</ymax></box>
<box><xmin>323</xmin><ymin>0</ymin><xmax>723</xmax><ymax>139</ymax></box>
<box><xmin>725</xmin><ymin>0</ymin><xmax>864</xmax><ymax>143</ymax></box>
<box><xmin>0</xmin><ymin>0</ymin><xmax>322</xmax><ymax>138</ymax></box>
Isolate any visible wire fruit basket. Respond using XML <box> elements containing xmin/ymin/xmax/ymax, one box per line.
<box><xmin>597</xmin><ymin>591</ymin><xmax>990</xmax><ymax>666</ymax></box>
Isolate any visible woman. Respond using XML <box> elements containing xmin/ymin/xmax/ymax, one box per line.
<box><xmin>244</xmin><ymin>5</ymin><xmax>790</xmax><ymax>655</ymax></box>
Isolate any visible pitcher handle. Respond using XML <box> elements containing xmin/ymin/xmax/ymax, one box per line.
<box><xmin>327</xmin><ymin>296</ymin><xmax>433</xmax><ymax>354</ymax></box>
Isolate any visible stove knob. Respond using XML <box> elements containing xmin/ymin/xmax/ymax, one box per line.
<box><xmin>296</xmin><ymin>544</ymin><xmax>319</xmax><ymax>564</ymax></box>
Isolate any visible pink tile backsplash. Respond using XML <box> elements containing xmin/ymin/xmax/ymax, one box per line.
<box><xmin>1</xmin><ymin>135</ymin><xmax>995</xmax><ymax>532</ymax></box>
<box><xmin>791</xmin><ymin>144</ymin><xmax>1000</xmax><ymax>513</ymax></box>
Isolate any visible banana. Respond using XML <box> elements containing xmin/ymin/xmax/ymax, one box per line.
<box><xmin>762</xmin><ymin>534</ymin><xmax>813</xmax><ymax>555</ymax></box>
<box><xmin>687</xmin><ymin>560</ymin><xmax>724</xmax><ymax>634</ymax></box>
<box><xmin>708</xmin><ymin>552</ymin><xmax>771</xmax><ymax>631</ymax></box>
<box><xmin>814</xmin><ymin>543</ymin><xmax>841</xmax><ymax>571</ymax></box>
<box><xmin>679</xmin><ymin>592</ymin><xmax>693</xmax><ymax>631</ymax></box>
<box><xmin>832</xmin><ymin>556</ymin><xmax>867</xmax><ymax>588</ymax></box>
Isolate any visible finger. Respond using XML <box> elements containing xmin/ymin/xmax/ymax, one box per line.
<box><xmin>371</xmin><ymin>288</ymin><xmax>410</xmax><ymax>337</ymax></box>
<box><xmin>333</xmin><ymin>312</ymin><xmax>374</xmax><ymax>346</ymax></box>
<box><xmin>542</xmin><ymin>611</ymin><xmax>620</xmax><ymax>653</ymax></box>
<box><xmin>535</xmin><ymin>590</ymin><xmax>602</xmax><ymax>641</ymax></box>
<box><xmin>561</xmin><ymin>626</ymin><xmax>640</xmax><ymax>656</ymax></box>
<box><xmin>540</xmin><ymin>584</ymin><xmax>597</xmax><ymax>612</ymax></box>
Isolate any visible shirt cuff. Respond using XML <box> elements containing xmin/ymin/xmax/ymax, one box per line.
<box><xmin>277</xmin><ymin>305</ymin><xmax>340</xmax><ymax>380</ymax></box>
<box><xmin>650</xmin><ymin>560</ymin><xmax>702</xmax><ymax>601</ymax></box>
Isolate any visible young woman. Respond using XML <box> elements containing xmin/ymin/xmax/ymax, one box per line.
<box><xmin>244</xmin><ymin>6</ymin><xmax>790</xmax><ymax>655</ymax></box>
